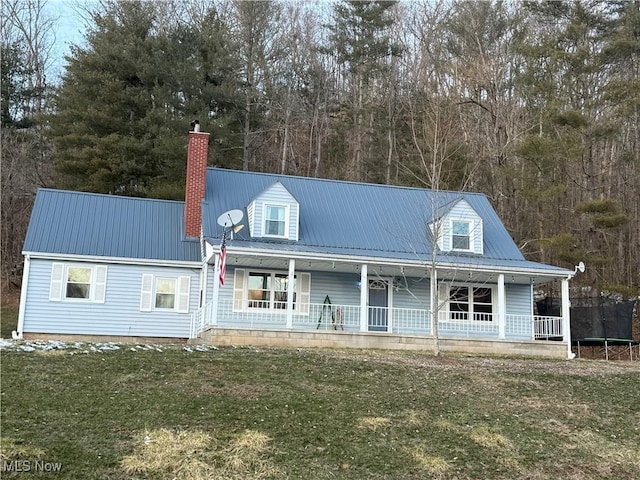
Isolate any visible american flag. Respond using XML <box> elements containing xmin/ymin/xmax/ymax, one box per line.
<box><xmin>219</xmin><ymin>229</ymin><xmax>229</xmax><ymax>286</ymax></box>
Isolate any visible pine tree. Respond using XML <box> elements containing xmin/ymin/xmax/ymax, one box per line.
<box><xmin>49</xmin><ymin>0</ymin><xmax>241</xmax><ymax>197</ymax></box>
<box><xmin>326</xmin><ymin>0</ymin><xmax>401</xmax><ymax>181</ymax></box>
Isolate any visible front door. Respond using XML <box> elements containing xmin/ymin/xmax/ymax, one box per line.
<box><xmin>368</xmin><ymin>279</ymin><xmax>388</xmax><ymax>332</ymax></box>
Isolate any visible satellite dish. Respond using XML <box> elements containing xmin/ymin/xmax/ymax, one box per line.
<box><xmin>217</xmin><ymin>209</ymin><xmax>244</xmax><ymax>228</ymax></box>
<box><xmin>577</xmin><ymin>261</ymin><xmax>585</xmax><ymax>273</ymax></box>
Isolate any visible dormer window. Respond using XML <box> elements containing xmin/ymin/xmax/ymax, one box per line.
<box><xmin>246</xmin><ymin>181</ymin><xmax>299</xmax><ymax>240</ymax></box>
<box><xmin>264</xmin><ymin>204</ymin><xmax>288</xmax><ymax>238</ymax></box>
<box><xmin>452</xmin><ymin>220</ymin><xmax>471</xmax><ymax>251</ymax></box>
<box><xmin>431</xmin><ymin>199</ymin><xmax>484</xmax><ymax>255</ymax></box>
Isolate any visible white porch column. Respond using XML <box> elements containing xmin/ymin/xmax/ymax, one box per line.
<box><xmin>359</xmin><ymin>264</ymin><xmax>368</xmax><ymax>332</ymax></box>
<box><xmin>210</xmin><ymin>253</ymin><xmax>221</xmax><ymax>326</ymax></box>
<box><xmin>497</xmin><ymin>274</ymin><xmax>506</xmax><ymax>339</ymax></box>
<box><xmin>561</xmin><ymin>277</ymin><xmax>574</xmax><ymax>359</ymax></box>
<box><xmin>201</xmin><ymin>261</ymin><xmax>209</xmax><ymax>307</ymax></box>
<box><xmin>286</xmin><ymin>259</ymin><xmax>295</xmax><ymax>329</ymax></box>
<box><xmin>530</xmin><ymin>283</ymin><xmax>536</xmax><ymax>340</ymax></box>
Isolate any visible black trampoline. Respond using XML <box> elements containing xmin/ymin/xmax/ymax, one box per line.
<box><xmin>538</xmin><ymin>297</ymin><xmax>638</xmax><ymax>361</ymax></box>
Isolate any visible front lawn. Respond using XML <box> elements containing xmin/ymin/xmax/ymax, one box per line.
<box><xmin>1</xmin><ymin>344</ymin><xmax>639</xmax><ymax>479</ymax></box>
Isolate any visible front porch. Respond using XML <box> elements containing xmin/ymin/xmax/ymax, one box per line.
<box><xmin>190</xmin><ymin>298</ymin><xmax>568</xmax><ymax>356</ymax></box>
<box><xmin>192</xmin><ymin>247</ymin><xmax>574</xmax><ymax>357</ymax></box>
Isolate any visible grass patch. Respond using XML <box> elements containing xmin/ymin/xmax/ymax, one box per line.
<box><xmin>1</xmin><ymin>346</ymin><xmax>639</xmax><ymax>479</ymax></box>
<box><xmin>0</xmin><ymin>304</ymin><xmax>18</xmax><ymax>339</ymax></box>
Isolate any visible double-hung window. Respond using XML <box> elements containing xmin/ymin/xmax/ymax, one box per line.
<box><xmin>451</xmin><ymin>220</ymin><xmax>471</xmax><ymax>251</ymax></box>
<box><xmin>140</xmin><ymin>274</ymin><xmax>191</xmax><ymax>313</ymax></box>
<box><xmin>49</xmin><ymin>263</ymin><xmax>107</xmax><ymax>303</ymax></box>
<box><xmin>155</xmin><ymin>278</ymin><xmax>177</xmax><ymax>309</ymax></box>
<box><xmin>66</xmin><ymin>266</ymin><xmax>92</xmax><ymax>299</ymax></box>
<box><xmin>447</xmin><ymin>285</ymin><xmax>494</xmax><ymax>322</ymax></box>
<box><xmin>264</xmin><ymin>204</ymin><xmax>287</xmax><ymax>237</ymax></box>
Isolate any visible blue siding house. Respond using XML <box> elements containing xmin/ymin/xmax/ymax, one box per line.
<box><xmin>17</xmin><ymin>126</ymin><xmax>577</xmax><ymax>357</ymax></box>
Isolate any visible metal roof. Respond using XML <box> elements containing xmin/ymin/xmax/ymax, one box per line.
<box><xmin>202</xmin><ymin>168</ymin><xmax>571</xmax><ymax>276</ymax></box>
<box><xmin>23</xmin><ymin>189</ymin><xmax>200</xmax><ymax>262</ymax></box>
<box><xmin>23</xmin><ymin>171</ymin><xmax>571</xmax><ymax>277</ymax></box>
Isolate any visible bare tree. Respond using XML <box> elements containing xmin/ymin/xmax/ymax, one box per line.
<box><xmin>1</xmin><ymin>0</ymin><xmax>56</xmax><ymax>116</ymax></box>
<box><xmin>1</xmin><ymin>0</ymin><xmax>57</xmax><ymax>291</ymax></box>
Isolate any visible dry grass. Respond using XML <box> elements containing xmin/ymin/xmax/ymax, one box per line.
<box><xmin>357</xmin><ymin>416</ymin><xmax>391</xmax><ymax>431</ymax></box>
<box><xmin>0</xmin><ymin>438</ymin><xmax>45</xmax><ymax>461</ymax></box>
<box><xmin>121</xmin><ymin>429</ymin><xmax>215</xmax><ymax>479</ymax></box>
<box><xmin>222</xmin><ymin>430</ymin><xmax>280</xmax><ymax>479</ymax></box>
<box><xmin>121</xmin><ymin>428</ymin><xmax>280</xmax><ymax>480</ymax></box>
<box><xmin>408</xmin><ymin>446</ymin><xmax>451</xmax><ymax>478</ymax></box>
<box><xmin>468</xmin><ymin>424</ymin><xmax>513</xmax><ymax>450</ymax></box>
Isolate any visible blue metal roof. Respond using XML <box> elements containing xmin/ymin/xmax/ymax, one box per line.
<box><xmin>202</xmin><ymin>168</ymin><xmax>566</xmax><ymax>274</ymax></box>
<box><xmin>23</xmin><ymin>171</ymin><xmax>570</xmax><ymax>275</ymax></box>
<box><xmin>23</xmin><ymin>189</ymin><xmax>200</xmax><ymax>262</ymax></box>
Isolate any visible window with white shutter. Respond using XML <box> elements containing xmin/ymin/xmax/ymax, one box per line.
<box><xmin>140</xmin><ymin>274</ymin><xmax>192</xmax><ymax>314</ymax></box>
<box><xmin>49</xmin><ymin>263</ymin><xmax>108</xmax><ymax>303</ymax></box>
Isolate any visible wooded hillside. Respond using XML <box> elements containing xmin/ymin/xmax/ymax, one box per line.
<box><xmin>2</xmin><ymin>0</ymin><xmax>639</xmax><ymax>294</ymax></box>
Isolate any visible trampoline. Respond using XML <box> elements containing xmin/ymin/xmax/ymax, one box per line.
<box><xmin>538</xmin><ymin>296</ymin><xmax>638</xmax><ymax>361</ymax></box>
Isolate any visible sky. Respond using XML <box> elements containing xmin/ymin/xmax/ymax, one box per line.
<box><xmin>45</xmin><ymin>0</ymin><xmax>92</xmax><ymax>80</ymax></box>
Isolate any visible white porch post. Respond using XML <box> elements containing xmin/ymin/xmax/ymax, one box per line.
<box><xmin>210</xmin><ymin>253</ymin><xmax>221</xmax><ymax>326</ymax></box>
<box><xmin>561</xmin><ymin>277</ymin><xmax>574</xmax><ymax>359</ymax></box>
<box><xmin>359</xmin><ymin>264</ymin><xmax>368</xmax><ymax>332</ymax></box>
<box><xmin>530</xmin><ymin>283</ymin><xmax>536</xmax><ymax>340</ymax></box>
<box><xmin>201</xmin><ymin>261</ymin><xmax>209</xmax><ymax>307</ymax></box>
<box><xmin>497</xmin><ymin>274</ymin><xmax>506</xmax><ymax>339</ymax></box>
<box><xmin>286</xmin><ymin>259</ymin><xmax>295</xmax><ymax>329</ymax></box>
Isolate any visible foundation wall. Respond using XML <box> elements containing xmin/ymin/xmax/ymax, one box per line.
<box><xmin>195</xmin><ymin>327</ymin><xmax>568</xmax><ymax>358</ymax></box>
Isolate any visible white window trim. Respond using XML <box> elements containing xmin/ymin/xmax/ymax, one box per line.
<box><xmin>262</xmin><ymin>203</ymin><xmax>290</xmax><ymax>239</ymax></box>
<box><xmin>444</xmin><ymin>283</ymin><xmax>496</xmax><ymax>323</ymax></box>
<box><xmin>140</xmin><ymin>274</ymin><xmax>190</xmax><ymax>314</ymax></box>
<box><xmin>49</xmin><ymin>263</ymin><xmax>107</xmax><ymax>303</ymax></box>
<box><xmin>154</xmin><ymin>277</ymin><xmax>178</xmax><ymax>311</ymax></box>
<box><xmin>233</xmin><ymin>268</ymin><xmax>310</xmax><ymax>315</ymax></box>
<box><xmin>450</xmin><ymin>219</ymin><xmax>474</xmax><ymax>253</ymax></box>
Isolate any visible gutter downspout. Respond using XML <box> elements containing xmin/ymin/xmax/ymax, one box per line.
<box><xmin>16</xmin><ymin>254</ymin><xmax>31</xmax><ymax>339</ymax></box>
<box><xmin>562</xmin><ymin>274</ymin><xmax>576</xmax><ymax>360</ymax></box>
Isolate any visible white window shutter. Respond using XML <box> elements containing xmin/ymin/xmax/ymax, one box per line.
<box><xmin>49</xmin><ymin>263</ymin><xmax>64</xmax><ymax>301</ymax></box>
<box><xmin>140</xmin><ymin>274</ymin><xmax>154</xmax><ymax>312</ymax></box>
<box><xmin>177</xmin><ymin>276</ymin><xmax>191</xmax><ymax>313</ymax></box>
<box><xmin>233</xmin><ymin>269</ymin><xmax>245</xmax><ymax>312</ymax></box>
<box><xmin>298</xmin><ymin>273</ymin><xmax>311</xmax><ymax>315</ymax></box>
<box><xmin>93</xmin><ymin>266</ymin><xmax>108</xmax><ymax>303</ymax></box>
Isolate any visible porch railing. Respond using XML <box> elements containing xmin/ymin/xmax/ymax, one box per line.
<box><xmin>533</xmin><ymin>315</ymin><xmax>564</xmax><ymax>339</ymax></box>
<box><xmin>190</xmin><ymin>299</ymin><xmax>565</xmax><ymax>342</ymax></box>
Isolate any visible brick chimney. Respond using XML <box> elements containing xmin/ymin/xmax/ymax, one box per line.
<box><xmin>184</xmin><ymin>121</ymin><xmax>210</xmax><ymax>238</ymax></box>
